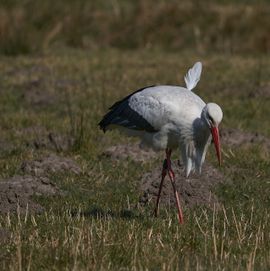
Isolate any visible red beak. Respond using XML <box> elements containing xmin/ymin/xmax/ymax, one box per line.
<box><xmin>211</xmin><ymin>126</ymin><xmax>221</xmax><ymax>166</ymax></box>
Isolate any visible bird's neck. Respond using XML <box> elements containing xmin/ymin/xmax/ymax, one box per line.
<box><xmin>193</xmin><ymin>117</ymin><xmax>211</xmax><ymax>145</ymax></box>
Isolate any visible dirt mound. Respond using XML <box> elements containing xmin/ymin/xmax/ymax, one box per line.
<box><xmin>21</xmin><ymin>154</ymin><xmax>81</xmax><ymax>176</ymax></box>
<box><xmin>103</xmin><ymin>143</ymin><xmax>158</xmax><ymax>162</ymax></box>
<box><xmin>220</xmin><ymin>128</ymin><xmax>270</xmax><ymax>150</ymax></box>
<box><xmin>0</xmin><ymin>154</ymin><xmax>80</xmax><ymax>214</ymax></box>
<box><xmin>20</xmin><ymin>77</ymin><xmax>81</xmax><ymax>108</ymax></box>
<box><xmin>140</xmin><ymin>161</ymin><xmax>224</xmax><ymax>209</ymax></box>
<box><xmin>0</xmin><ymin>175</ymin><xmax>61</xmax><ymax>214</ymax></box>
<box><xmin>16</xmin><ymin>126</ymin><xmax>74</xmax><ymax>152</ymax></box>
<box><xmin>21</xmin><ymin>79</ymin><xmax>57</xmax><ymax>107</ymax></box>
<box><xmin>30</xmin><ymin>132</ymin><xmax>75</xmax><ymax>152</ymax></box>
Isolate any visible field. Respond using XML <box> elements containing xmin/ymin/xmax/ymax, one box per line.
<box><xmin>0</xmin><ymin>1</ymin><xmax>270</xmax><ymax>271</ymax></box>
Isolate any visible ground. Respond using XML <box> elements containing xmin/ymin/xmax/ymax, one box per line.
<box><xmin>0</xmin><ymin>49</ymin><xmax>270</xmax><ymax>270</ymax></box>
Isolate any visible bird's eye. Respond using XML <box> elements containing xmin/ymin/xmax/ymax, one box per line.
<box><xmin>208</xmin><ymin>115</ymin><xmax>214</xmax><ymax>124</ymax></box>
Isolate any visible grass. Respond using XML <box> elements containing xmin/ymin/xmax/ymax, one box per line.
<box><xmin>0</xmin><ymin>48</ymin><xmax>270</xmax><ymax>270</ymax></box>
<box><xmin>0</xmin><ymin>0</ymin><xmax>270</xmax><ymax>55</ymax></box>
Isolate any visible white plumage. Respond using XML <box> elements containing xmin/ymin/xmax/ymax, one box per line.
<box><xmin>125</xmin><ymin>86</ymin><xmax>207</xmax><ymax>175</ymax></box>
<box><xmin>99</xmin><ymin>61</ymin><xmax>223</xmax><ymax>224</ymax></box>
<box><xmin>100</xmin><ymin>61</ymin><xmax>222</xmax><ymax>177</ymax></box>
<box><xmin>184</xmin><ymin>61</ymin><xmax>202</xmax><ymax>91</ymax></box>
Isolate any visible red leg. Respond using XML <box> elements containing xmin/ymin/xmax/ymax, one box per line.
<box><xmin>166</xmin><ymin>149</ymin><xmax>184</xmax><ymax>224</ymax></box>
<box><xmin>154</xmin><ymin>158</ymin><xmax>167</xmax><ymax>217</ymax></box>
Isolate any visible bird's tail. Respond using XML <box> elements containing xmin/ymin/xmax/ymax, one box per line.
<box><xmin>184</xmin><ymin>62</ymin><xmax>202</xmax><ymax>91</ymax></box>
<box><xmin>98</xmin><ymin>111</ymin><xmax>113</xmax><ymax>132</ymax></box>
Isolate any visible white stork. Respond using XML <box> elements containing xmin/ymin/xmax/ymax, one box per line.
<box><xmin>99</xmin><ymin>62</ymin><xmax>223</xmax><ymax>224</ymax></box>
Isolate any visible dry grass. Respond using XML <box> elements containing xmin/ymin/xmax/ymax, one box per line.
<box><xmin>1</xmin><ymin>205</ymin><xmax>269</xmax><ymax>270</ymax></box>
<box><xmin>0</xmin><ymin>0</ymin><xmax>270</xmax><ymax>55</ymax></box>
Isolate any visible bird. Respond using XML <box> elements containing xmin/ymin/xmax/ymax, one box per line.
<box><xmin>99</xmin><ymin>61</ymin><xmax>223</xmax><ymax>224</ymax></box>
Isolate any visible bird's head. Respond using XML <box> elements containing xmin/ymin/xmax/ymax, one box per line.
<box><xmin>203</xmin><ymin>103</ymin><xmax>223</xmax><ymax>166</ymax></box>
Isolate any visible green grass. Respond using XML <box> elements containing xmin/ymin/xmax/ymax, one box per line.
<box><xmin>0</xmin><ymin>48</ymin><xmax>270</xmax><ymax>270</ymax></box>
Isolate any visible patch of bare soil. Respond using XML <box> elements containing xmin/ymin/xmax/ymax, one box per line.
<box><xmin>16</xmin><ymin>126</ymin><xmax>75</xmax><ymax>152</ymax></box>
<box><xmin>21</xmin><ymin>79</ymin><xmax>58</xmax><ymax>107</ymax></box>
<box><xmin>22</xmin><ymin>79</ymin><xmax>81</xmax><ymax>107</ymax></box>
<box><xmin>31</xmin><ymin>132</ymin><xmax>75</xmax><ymax>152</ymax></box>
<box><xmin>20</xmin><ymin>77</ymin><xmax>81</xmax><ymax>108</ymax></box>
<box><xmin>21</xmin><ymin>154</ymin><xmax>81</xmax><ymax>176</ymax></box>
<box><xmin>220</xmin><ymin>128</ymin><xmax>270</xmax><ymax>150</ymax></box>
<box><xmin>140</xmin><ymin>161</ymin><xmax>224</xmax><ymax>209</ymax></box>
<box><xmin>102</xmin><ymin>142</ymin><xmax>158</xmax><ymax>162</ymax></box>
<box><xmin>0</xmin><ymin>175</ymin><xmax>61</xmax><ymax>214</ymax></box>
<box><xmin>248</xmin><ymin>85</ymin><xmax>270</xmax><ymax>98</ymax></box>
<box><xmin>0</xmin><ymin>154</ymin><xmax>80</xmax><ymax>215</ymax></box>
<box><xmin>6</xmin><ymin>64</ymin><xmax>51</xmax><ymax>79</ymax></box>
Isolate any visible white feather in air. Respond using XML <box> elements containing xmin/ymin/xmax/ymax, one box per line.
<box><xmin>184</xmin><ymin>62</ymin><xmax>202</xmax><ymax>91</ymax></box>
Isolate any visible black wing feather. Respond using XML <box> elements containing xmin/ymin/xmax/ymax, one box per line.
<box><xmin>98</xmin><ymin>86</ymin><xmax>157</xmax><ymax>133</ymax></box>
